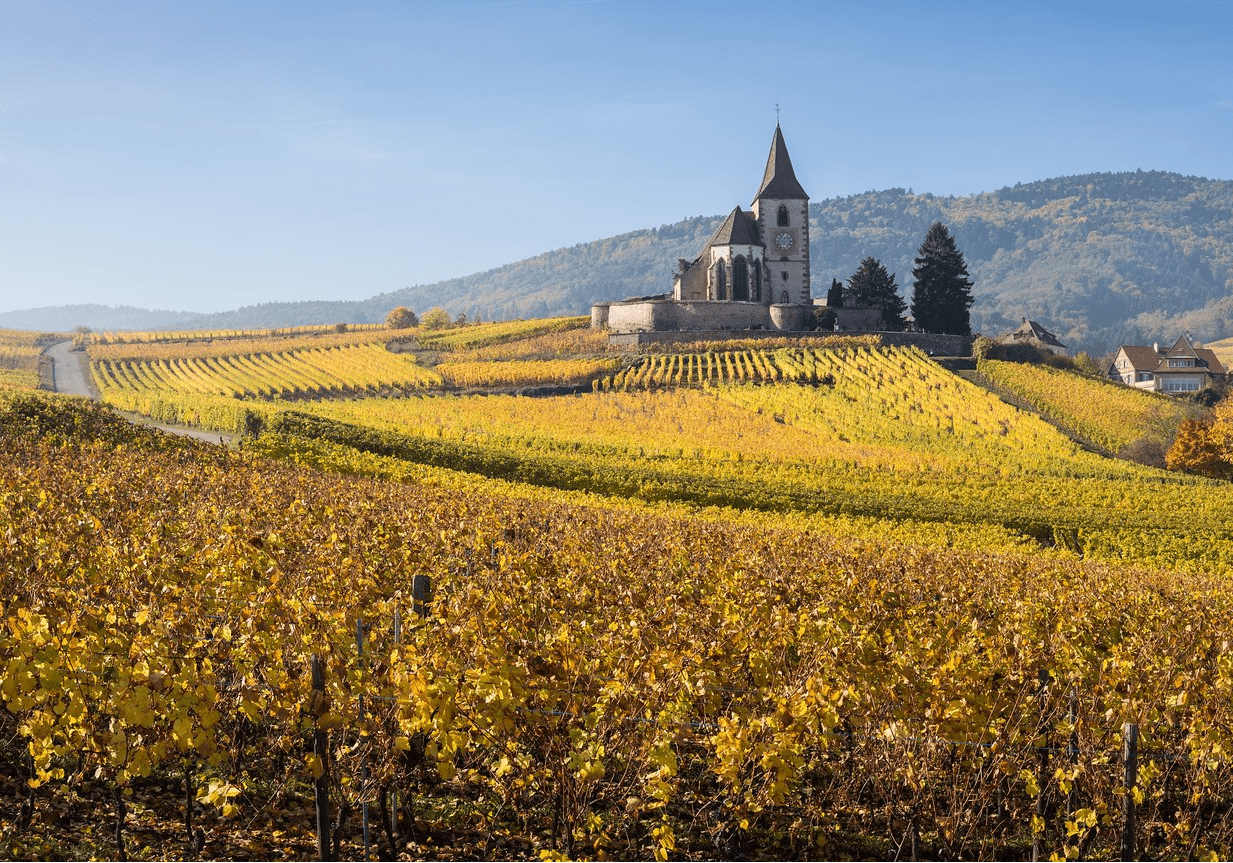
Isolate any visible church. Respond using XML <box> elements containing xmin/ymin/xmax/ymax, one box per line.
<box><xmin>672</xmin><ymin>123</ymin><xmax>811</xmax><ymax>306</ymax></box>
<box><xmin>593</xmin><ymin>124</ymin><xmax>819</xmax><ymax>337</ymax></box>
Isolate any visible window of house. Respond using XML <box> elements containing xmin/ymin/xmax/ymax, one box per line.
<box><xmin>1168</xmin><ymin>358</ymin><xmax>1194</xmax><ymax>367</ymax></box>
<box><xmin>777</xmin><ymin>205</ymin><xmax>789</xmax><ymax>227</ymax></box>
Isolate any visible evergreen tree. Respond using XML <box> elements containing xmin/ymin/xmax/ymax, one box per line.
<box><xmin>846</xmin><ymin>257</ymin><xmax>908</xmax><ymax>330</ymax></box>
<box><xmin>826</xmin><ymin>278</ymin><xmax>845</xmax><ymax>308</ymax></box>
<box><xmin>910</xmin><ymin>222</ymin><xmax>974</xmax><ymax>335</ymax></box>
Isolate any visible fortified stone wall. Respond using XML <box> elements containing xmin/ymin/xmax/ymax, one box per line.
<box><xmin>832</xmin><ymin>308</ymin><xmax>884</xmax><ymax>332</ymax></box>
<box><xmin>608</xmin><ymin>329</ymin><xmax>972</xmax><ymax>356</ymax></box>
<box><xmin>768</xmin><ymin>304</ymin><xmax>815</xmax><ymax>331</ymax></box>
<box><xmin>606</xmin><ymin>300</ymin><xmax>783</xmax><ymax>333</ymax></box>
<box><xmin>875</xmin><ymin>332</ymin><xmax>972</xmax><ymax>356</ymax></box>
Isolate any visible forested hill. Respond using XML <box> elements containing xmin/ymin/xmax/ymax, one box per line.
<box><xmin>813</xmin><ymin>171</ymin><xmax>1233</xmax><ymax>354</ymax></box>
<box><xmin>5</xmin><ymin>170</ymin><xmax>1231</xmax><ymax>355</ymax></box>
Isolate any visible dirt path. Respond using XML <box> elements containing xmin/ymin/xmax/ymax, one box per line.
<box><xmin>44</xmin><ymin>340</ymin><xmax>99</xmax><ymax>399</ymax></box>
<box><xmin>44</xmin><ymin>341</ymin><xmax>236</xmax><ymax>446</ymax></box>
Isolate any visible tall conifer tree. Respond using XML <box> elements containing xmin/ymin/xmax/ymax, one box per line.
<box><xmin>846</xmin><ymin>257</ymin><xmax>908</xmax><ymax>330</ymax></box>
<box><xmin>910</xmin><ymin>222</ymin><xmax>974</xmax><ymax>335</ymax></box>
<box><xmin>826</xmin><ymin>278</ymin><xmax>845</xmax><ymax>308</ymax></box>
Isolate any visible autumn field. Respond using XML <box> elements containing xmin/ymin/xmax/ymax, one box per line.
<box><xmin>4</xmin><ymin>322</ymin><xmax>1233</xmax><ymax>860</ymax></box>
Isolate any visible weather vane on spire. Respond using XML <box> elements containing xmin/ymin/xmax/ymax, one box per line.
<box><xmin>775</xmin><ymin>102</ymin><xmax>780</xmax><ymax>122</ymax></box>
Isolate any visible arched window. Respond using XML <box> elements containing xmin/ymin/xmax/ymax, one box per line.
<box><xmin>715</xmin><ymin>260</ymin><xmax>727</xmax><ymax>301</ymax></box>
<box><xmin>777</xmin><ymin>205</ymin><xmax>789</xmax><ymax>227</ymax></box>
<box><xmin>781</xmin><ymin>290</ymin><xmax>790</xmax><ymax>304</ymax></box>
<box><xmin>752</xmin><ymin>260</ymin><xmax>762</xmax><ymax>302</ymax></box>
<box><xmin>732</xmin><ymin>256</ymin><xmax>749</xmax><ymax>301</ymax></box>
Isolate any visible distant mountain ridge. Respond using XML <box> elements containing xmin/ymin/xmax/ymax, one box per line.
<box><xmin>4</xmin><ymin>170</ymin><xmax>1231</xmax><ymax>355</ymax></box>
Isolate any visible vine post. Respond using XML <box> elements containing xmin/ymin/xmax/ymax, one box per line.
<box><xmin>358</xmin><ymin>618</ymin><xmax>371</xmax><ymax>861</ymax></box>
<box><xmin>413</xmin><ymin>574</ymin><xmax>432</xmax><ymax>619</ymax></box>
<box><xmin>312</xmin><ymin>654</ymin><xmax>331</xmax><ymax>861</ymax></box>
<box><xmin>1122</xmin><ymin>722</ymin><xmax>1139</xmax><ymax>861</ymax></box>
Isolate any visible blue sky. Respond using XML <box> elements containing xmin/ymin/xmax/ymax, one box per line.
<box><xmin>1</xmin><ymin>0</ymin><xmax>1230</xmax><ymax>314</ymax></box>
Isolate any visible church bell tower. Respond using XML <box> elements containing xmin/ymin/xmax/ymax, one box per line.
<box><xmin>751</xmin><ymin>124</ymin><xmax>810</xmax><ymax>304</ymax></box>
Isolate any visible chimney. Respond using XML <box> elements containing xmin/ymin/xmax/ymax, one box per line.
<box><xmin>1153</xmin><ymin>341</ymin><xmax>1160</xmax><ymax>354</ymax></box>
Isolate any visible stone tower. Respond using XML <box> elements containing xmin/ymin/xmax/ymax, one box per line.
<box><xmin>750</xmin><ymin>124</ymin><xmax>811</xmax><ymax>305</ymax></box>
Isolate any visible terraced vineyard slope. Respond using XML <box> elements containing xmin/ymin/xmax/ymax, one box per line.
<box><xmin>5</xmin><ymin>392</ymin><xmax>1233</xmax><ymax>860</ymax></box>
<box><xmin>976</xmin><ymin>358</ymin><xmax>1202</xmax><ymax>455</ymax></box>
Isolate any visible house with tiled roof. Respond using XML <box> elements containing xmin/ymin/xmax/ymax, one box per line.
<box><xmin>996</xmin><ymin>318</ymin><xmax>1068</xmax><ymax>356</ymax></box>
<box><xmin>1107</xmin><ymin>335</ymin><xmax>1226</xmax><ymax>394</ymax></box>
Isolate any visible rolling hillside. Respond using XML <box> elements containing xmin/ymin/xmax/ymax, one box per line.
<box><xmin>5</xmin><ymin>170</ymin><xmax>1232</xmax><ymax>356</ymax></box>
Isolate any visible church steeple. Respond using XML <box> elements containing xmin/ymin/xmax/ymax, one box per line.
<box><xmin>753</xmin><ymin>124</ymin><xmax>808</xmax><ymax>202</ymax></box>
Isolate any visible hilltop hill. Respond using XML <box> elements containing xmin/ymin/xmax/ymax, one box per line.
<box><xmin>4</xmin><ymin>170</ymin><xmax>1231</xmax><ymax>354</ymax></box>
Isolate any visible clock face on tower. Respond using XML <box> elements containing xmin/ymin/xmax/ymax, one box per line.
<box><xmin>774</xmin><ymin>231</ymin><xmax>794</xmax><ymax>250</ymax></box>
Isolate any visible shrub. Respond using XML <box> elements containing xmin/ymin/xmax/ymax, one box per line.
<box><xmin>1117</xmin><ymin>436</ymin><xmax>1167</xmax><ymax>469</ymax></box>
<box><xmin>971</xmin><ymin>336</ymin><xmax>995</xmax><ymax>362</ymax></box>
<box><xmin>385</xmin><ymin>307</ymin><xmax>418</xmax><ymax>329</ymax></box>
<box><xmin>421</xmin><ymin>308</ymin><xmax>452</xmax><ymax>331</ymax></box>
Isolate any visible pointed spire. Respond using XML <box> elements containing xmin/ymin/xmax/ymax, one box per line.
<box><xmin>754</xmin><ymin>124</ymin><xmax>808</xmax><ymax>201</ymax></box>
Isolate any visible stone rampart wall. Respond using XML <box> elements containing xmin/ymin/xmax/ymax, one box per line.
<box><xmin>873</xmin><ymin>332</ymin><xmax>972</xmax><ymax>355</ymax></box>
<box><xmin>832</xmin><ymin>308</ymin><xmax>884</xmax><ymax>332</ymax></box>
<box><xmin>603</xmin><ymin>300</ymin><xmax>822</xmax><ymax>334</ymax></box>
<box><xmin>609</xmin><ymin>329</ymin><xmax>972</xmax><ymax>356</ymax></box>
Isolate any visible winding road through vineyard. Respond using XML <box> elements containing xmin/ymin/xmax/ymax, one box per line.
<box><xmin>45</xmin><ymin>339</ymin><xmax>233</xmax><ymax>444</ymax></box>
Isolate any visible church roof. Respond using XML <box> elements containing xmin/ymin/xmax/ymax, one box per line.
<box><xmin>707</xmin><ymin>206</ymin><xmax>762</xmax><ymax>247</ymax></box>
<box><xmin>754</xmin><ymin>124</ymin><xmax>808</xmax><ymax>201</ymax></box>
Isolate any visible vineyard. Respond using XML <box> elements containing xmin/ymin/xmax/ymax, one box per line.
<box><xmin>88</xmin><ymin>317</ymin><xmax>619</xmax><ymax>403</ymax></box>
<box><xmin>5</xmin><ymin>393</ymin><xmax>1233</xmax><ymax>861</ymax></box>
<box><xmin>9</xmin><ymin>318</ymin><xmax>1233</xmax><ymax>859</ymax></box>
<box><xmin>0</xmin><ymin>329</ymin><xmax>57</xmax><ymax>390</ymax></box>
<box><xmin>94</xmin><ymin>342</ymin><xmax>444</xmax><ymax>401</ymax></box>
<box><xmin>85</xmin><ymin>323</ymin><xmax>386</xmax><ymax>347</ymax></box>
<box><xmin>976</xmin><ymin>359</ymin><xmax>1200</xmax><ymax>454</ymax></box>
<box><xmin>412</xmin><ymin>317</ymin><xmax>591</xmax><ymax>351</ymax></box>
<box><xmin>81</xmin><ymin>336</ymin><xmax>1233</xmax><ymax>576</ymax></box>
<box><xmin>598</xmin><ymin>345</ymin><xmax>882</xmax><ymax>390</ymax></box>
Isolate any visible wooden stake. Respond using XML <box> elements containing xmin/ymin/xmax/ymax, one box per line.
<box><xmin>1121</xmin><ymin>722</ymin><xmax>1139</xmax><ymax>862</ymax></box>
<box><xmin>412</xmin><ymin>574</ymin><xmax>432</xmax><ymax>619</ymax></box>
<box><xmin>312</xmin><ymin>654</ymin><xmax>331</xmax><ymax>861</ymax></box>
